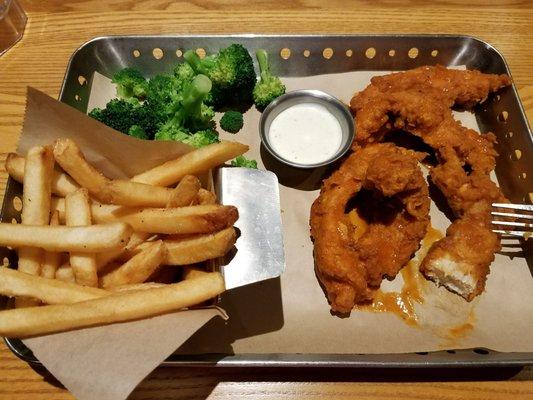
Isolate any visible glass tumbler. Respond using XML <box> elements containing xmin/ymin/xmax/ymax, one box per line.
<box><xmin>0</xmin><ymin>0</ymin><xmax>27</xmax><ymax>56</ymax></box>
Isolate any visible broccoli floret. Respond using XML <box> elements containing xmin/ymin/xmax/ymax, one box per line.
<box><xmin>184</xmin><ymin>44</ymin><xmax>256</xmax><ymax>110</ymax></box>
<box><xmin>112</xmin><ymin>68</ymin><xmax>148</xmax><ymax>100</ymax></box>
<box><xmin>253</xmin><ymin>49</ymin><xmax>286</xmax><ymax>111</ymax></box>
<box><xmin>154</xmin><ymin>75</ymin><xmax>217</xmax><ymax>147</ymax></box>
<box><xmin>88</xmin><ymin>99</ymin><xmax>162</xmax><ymax>139</ymax></box>
<box><xmin>182</xmin><ymin>129</ymin><xmax>220</xmax><ymax>148</ymax></box>
<box><xmin>231</xmin><ymin>155</ymin><xmax>258</xmax><ymax>169</ymax></box>
<box><xmin>220</xmin><ymin>110</ymin><xmax>244</xmax><ymax>133</ymax></box>
<box><xmin>128</xmin><ymin>125</ymin><xmax>149</xmax><ymax>140</ymax></box>
<box><xmin>174</xmin><ymin>62</ymin><xmax>196</xmax><ymax>84</ymax></box>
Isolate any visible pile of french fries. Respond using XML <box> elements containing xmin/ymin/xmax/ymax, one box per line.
<box><xmin>0</xmin><ymin>138</ymin><xmax>249</xmax><ymax>338</ymax></box>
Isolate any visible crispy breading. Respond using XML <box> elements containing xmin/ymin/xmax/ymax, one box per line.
<box><xmin>310</xmin><ymin>144</ymin><xmax>430</xmax><ymax>313</ymax></box>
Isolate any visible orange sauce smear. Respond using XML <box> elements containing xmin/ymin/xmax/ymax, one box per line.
<box><xmin>354</xmin><ymin>222</ymin><xmax>444</xmax><ymax>326</ymax></box>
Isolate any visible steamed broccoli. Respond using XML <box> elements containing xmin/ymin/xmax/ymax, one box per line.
<box><xmin>184</xmin><ymin>44</ymin><xmax>256</xmax><ymax>110</ymax></box>
<box><xmin>231</xmin><ymin>155</ymin><xmax>257</xmax><ymax>169</ymax></box>
<box><xmin>88</xmin><ymin>99</ymin><xmax>162</xmax><ymax>139</ymax></box>
<box><xmin>253</xmin><ymin>49</ymin><xmax>286</xmax><ymax>111</ymax></box>
<box><xmin>111</xmin><ymin>68</ymin><xmax>148</xmax><ymax>100</ymax></box>
<box><xmin>154</xmin><ymin>74</ymin><xmax>219</xmax><ymax>146</ymax></box>
<box><xmin>220</xmin><ymin>110</ymin><xmax>244</xmax><ymax>133</ymax></box>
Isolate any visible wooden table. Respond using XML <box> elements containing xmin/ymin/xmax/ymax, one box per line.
<box><xmin>1</xmin><ymin>1</ymin><xmax>532</xmax><ymax>398</ymax></box>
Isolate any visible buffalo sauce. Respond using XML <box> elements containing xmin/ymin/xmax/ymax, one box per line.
<box><xmin>354</xmin><ymin>225</ymin><xmax>444</xmax><ymax>326</ymax></box>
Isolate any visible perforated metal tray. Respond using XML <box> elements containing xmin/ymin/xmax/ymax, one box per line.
<box><xmin>2</xmin><ymin>35</ymin><xmax>532</xmax><ymax>368</ymax></box>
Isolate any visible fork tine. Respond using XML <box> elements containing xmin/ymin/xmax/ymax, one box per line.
<box><xmin>492</xmin><ymin>203</ymin><xmax>533</xmax><ymax>212</ymax></box>
<box><xmin>491</xmin><ymin>220</ymin><xmax>533</xmax><ymax>228</ymax></box>
<box><xmin>491</xmin><ymin>211</ymin><xmax>533</xmax><ymax>220</ymax></box>
<box><xmin>493</xmin><ymin>230</ymin><xmax>533</xmax><ymax>239</ymax></box>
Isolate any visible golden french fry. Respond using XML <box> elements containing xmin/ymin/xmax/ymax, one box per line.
<box><xmin>183</xmin><ymin>266</ymin><xmax>210</xmax><ymax>280</ymax></box>
<box><xmin>126</xmin><ymin>227</ymin><xmax>236</xmax><ymax>265</ymax></box>
<box><xmin>166</xmin><ymin>175</ymin><xmax>201</xmax><ymax>207</ymax></box>
<box><xmin>41</xmin><ymin>211</ymin><xmax>62</xmax><ymax>279</ymax></box>
<box><xmin>100</xmin><ymin>240</ymin><xmax>167</xmax><ymax>288</ymax></box>
<box><xmin>18</xmin><ymin>146</ymin><xmax>55</xmax><ymax>276</ymax></box>
<box><xmin>131</xmin><ymin>141</ymin><xmax>249</xmax><ymax>186</ymax></box>
<box><xmin>65</xmin><ymin>189</ymin><xmax>98</xmax><ymax>287</ymax></box>
<box><xmin>0</xmin><ymin>222</ymin><xmax>132</xmax><ymax>252</ymax></box>
<box><xmin>96</xmin><ymin>232</ymin><xmax>151</xmax><ymax>271</ymax></box>
<box><xmin>55</xmin><ymin>265</ymin><xmax>76</xmax><ymax>283</ymax></box>
<box><xmin>197</xmin><ymin>188</ymin><xmax>217</xmax><ymax>205</ymax></box>
<box><xmin>0</xmin><ymin>268</ymin><xmax>108</xmax><ymax>304</ymax></box>
<box><xmin>0</xmin><ymin>272</ymin><xmax>225</xmax><ymax>338</ymax></box>
<box><xmin>5</xmin><ymin>153</ymin><xmax>79</xmax><ymax>197</ymax></box>
<box><xmin>53</xmin><ymin>138</ymin><xmax>109</xmax><ymax>197</ymax></box>
<box><xmin>52</xmin><ymin>199</ymin><xmax>238</xmax><ymax>235</ymax></box>
<box><xmin>98</xmin><ymin>180</ymin><xmax>176</xmax><ymax>207</ymax></box>
<box><xmin>108</xmin><ymin>282</ymin><xmax>167</xmax><ymax>292</ymax></box>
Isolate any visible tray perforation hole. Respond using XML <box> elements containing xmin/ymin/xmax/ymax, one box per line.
<box><xmin>498</xmin><ymin>110</ymin><xmax>508</xmax><ymax>122</ymax></box>
<box><xmin>473</xmin><ymin>348</ymin><xmax>489</xmax><ymax>355</ymax></box>
<box><xmin>11</xmin><ymin>218</ymin><xmax>17</xmax><ymax>224</ymax></box>
<box><xmin>365</xmin><ymin>47</ymin><xmax>376</xmax><ymax>59</ymax></box>
<box><xmin>74</xmin><ymin>94</ymin><xmax>81</xmax><ymax>102</ymax></box>
<box><xmin>388</xmin><ymin>49</ymin><xmax>395</xmax><ymax>57</ymax></box>
<box><xmin>345</xmin><ymin>49</ymin><xmax>353</xmax><ymax>57</ymax></box>
<box><xmin>132</xmin><ymin>49</ymin><xmax>141</xmax><ymax>58</ymax></box>
<box><xmin>78</xmin><ymin>75</ymin><xmax>87</xmax><ymax>86</ymax></box>
<box><xmin>152</xmin><ymin>48</ymin><xmax>164</xmax><ymax>60</ymax></box>
<box><xmin>519</xmin><ymin>172</ymin><xmax>527</xmax><ymax>180</ymax></box>
<box><xmin>176</xmin><ymin>49</ymin><xmax>183</xmax><ymax>57</ymax></box>
<box><xmin>495</xmin><ymin>94</ymin><xmax>501</xmax><ymax>101</ymax></box>
<box><xmin>510</xmin><ymin>149</ymin><xmax>522</xmax><ymax>161</ymax></box>
<box><xmin>431</xmin><ymin>49</ymin><xmax>438</xmax><ymax>57</ymax></box>
<box><xmin>506</xmin><ymin>131</ymin><xmax>514</xmax><ymax>138</ymax></box>
<box><xmin>196</xmin><ymin>48</ymin><xmax>206</xmax><ymax>59</ymax></box>
<box><xmin>303</xmin><ymin>49</ymin><xmax>310</xmax><ymax>58</ymax></box>
<box><xmin>2</xmin><ymin>257</ymin><xmax>8</xmax><ymax>267</ymax></box>
<box><xmin>408</xmin><ymin>47</ymin><xmax>419</xmax><ymax>59</ymax></box>
<box><xmin>12</xmin><ymin>196</ymin><xmax>22</xmax><ymax>212</ymax></box>
<box><xmin>322</xmin><ymin>48</ymin><xmax>333</xmax><ymax>59</ymax></box>
<box><xmin>280</xmin><ymin>48</ymin><xmax>291</xmax><ymax>60</ymax></box>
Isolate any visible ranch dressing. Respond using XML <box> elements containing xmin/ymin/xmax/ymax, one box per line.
<box><xmin>268</xmin><ymin>103</ymin><xmax>342</xmax><ymax>165</ymax></box>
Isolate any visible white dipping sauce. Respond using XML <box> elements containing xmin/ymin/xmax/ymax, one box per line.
<box><xmin>268</xmin><ymin>102</ymin><xmax>343</xmax><ymax>165</ymax></box>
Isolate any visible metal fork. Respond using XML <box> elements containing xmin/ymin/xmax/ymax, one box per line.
<box><xmin>492</xmin><ymin>203</ymin><xmax>533</xmax><ymax>239</ymax></box>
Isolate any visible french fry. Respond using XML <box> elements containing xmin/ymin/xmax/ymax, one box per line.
<box><xmin>197</xmin><ymin>188</ymin><xmax>217</xmax><ymax>205</ymax></box>
<box><xmin>0</xmin><ymin>222</ymin><xmax>132</xmax><ymax>252</ymax></box>
<box><xmin>100</xmin><ymin>240</ymin><xmax>167</xmax><ymax>288</ymax></box>
<box><xmin>183</xmin><ymin>266</ymin><xmax>211</xmax><ymax>280</ymax></box>
<box><xmin>5</xmin><ymin>153</ymin><xmax>79</xmax><ymax>197</ymax></box>
<box><xmin>125</xmin><ymin>227</ymin><xmax>236</xmax><ymax>265</ymax></box>
<box><xmin>52</xmin><ymin>199</ymin><xmax>238</xmax><ymax>235</ymax></box>
<box><xmin>0</xmin><ymin>268</ymin><xmax>108</xmax><ymax>304</ymax></box>
<box><xmin>98</xmin><ymin>180</ymin><xmax>176</xmax><ymax>207</ymax></box>
<box><xmin>41</xmin><ymin>211</ymin><xmax>62</xmax><ymax>279</ymax></box>
<box><xmin>108</xmin><ymin>282</ymin><xmax>167</xmax><ymax>292</ymax></box>
<box><xmin>96</xmin><ymin>231</ymin><xmax>151</xmax><ymax>271</ymax></box>
<box><xmin>55</xmin><ymin>265</ymin><xmax>76</xmax><ymax>283</ymax></box>
<box><xmin>166</xmin><ymin>175</ymin><xmax>201</xmax><ymax>207</ymax></box>
<box><xmin>53</xmin><ymin>138</ymin><xmax>109</xmax><ymax>197</ymax></box>
<box><xmin>65</xmin><ymin>189</ymin><xmax>98</xmax><ymax>286</ymax></box>
<box><xmin>0</xmin><ymin>272</ymin><xmax>225</xmax><ymax>338</ymax></box>
<box><xmin>131</xmin><ymin>141</ymin><xmax>249</xmax><ymax>186</ymax></box>
<box><xmin>53</xmin><ymin>139</ymin><xmax>196</xmax><ymax>207</ymax></box>
<box><xmin>18</xmin><ymin>146</ymin><xmax>55</xmax><ymax>276</ymax></box>
<box><xmin>16</xmin><ymin>146</ymin><xmax>55</xmax><ymax>307</ymax></box>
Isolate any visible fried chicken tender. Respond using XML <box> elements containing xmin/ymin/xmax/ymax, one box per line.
<box><xmin>310</xmin><ymin>144</ymin><xmax>430</xmax><ymax>313</ymax></box>
<box><xmin>350</xmin><ymin>65</ymin><xmax>511</xmax><ymax>301</ymax></box>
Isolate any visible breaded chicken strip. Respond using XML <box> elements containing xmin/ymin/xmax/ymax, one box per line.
<box><xmin>310</xmin><ymin>144</ymin><xmax>430</xmax><ymax>313</ymax></box>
